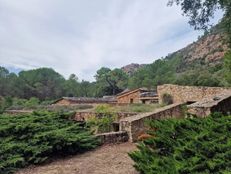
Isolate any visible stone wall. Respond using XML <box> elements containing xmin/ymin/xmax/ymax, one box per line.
<box><xmin>157</xmin><ymin>84</ymin><xmax>231</xmax><ymax>104</ymax></box>
<box><xmin>96</xmin><ymin>131</ymin><xmax>129</xmax><ymax>144</ymax></box>
<box><xmin>54</xmin><ymin>99</ymin><xmax>115</xmax><ymax>105</ymax></box>
<box><xmin>119</xmin><ymin>103</ymin><xmax>185</xmax><ymax>142</ymax></box>
<box><xmin>73</xmin><ymin>111</ymin><xmax>137</xmax><ymax>122</ymax></box>
<box><xmin>188</xmin><ymin>93</ymin><xmax>231</xmax><ymax>117</ymax></box>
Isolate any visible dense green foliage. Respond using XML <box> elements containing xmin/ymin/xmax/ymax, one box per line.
<box><xmin>0</xmin><ymin>67</ymin><xmax>98</xmax><ymax>100</ymax></box>
<box><xmin>128</xmin><ymin>51</ymin><xmax>230</xmax><ymax>89</ymax></box>
<box><xmin>0</xmin><ymin>111</ymin><xmax>99</xmax><ymax>174</ymax></box>
<box><xmin>0</xmin><ymin>67</ymin><xmax>128</xmax><ymax>100</ymax></box>
<box><xmin>129</xmin><ymin>113</ymin><xmax>231</xmax><ymax>174</ymax></box>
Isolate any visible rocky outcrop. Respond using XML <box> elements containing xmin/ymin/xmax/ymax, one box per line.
<box><xmin>121</xmin><ymin>63</ymin><xmax>146</xmax><ymax>76</ymax></box>
<box><xmin>180</xmin><ymin>33</ymin><xmax>228</xmax><ymax>64</ymax></box>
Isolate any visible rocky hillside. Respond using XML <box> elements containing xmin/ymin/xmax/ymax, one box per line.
<box><xmin>126</xmin><ymin>25</ymin><xmax>230</xmax><ymax>88</ymax></box>
<box><xmin>121</xmin><ymin>63</ymin><xmax>146</xmax><ymax>75</ymax></box>
<box><xmin>180</xmin><ymin>33</ymin><xmax>228</xmax><ymax>63</ymax></box>
<box><xmin>123</xmin><ymin>26</ymin><xmax>228</xmax><ymax>75</ymax></box>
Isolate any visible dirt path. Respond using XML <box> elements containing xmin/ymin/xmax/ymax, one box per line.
<box><xmin>16</xmin><ymin>143</ymin><xmax>139</xmax><ymax>174</ymax></box>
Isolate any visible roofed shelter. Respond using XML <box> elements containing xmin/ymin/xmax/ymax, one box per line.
<box><xmin>116</xmin><ymin>88</ymin><xmax>158</xmax><ymax>104</ymax></box>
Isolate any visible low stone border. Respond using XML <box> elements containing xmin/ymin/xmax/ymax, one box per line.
<box><xmin>74</xmin><ymin>112</ymin><xmax>137</xmax><ymax>122</ymax></box>
<box><xmin>96</xmin><ymin>131</ymin><xmax>129</xmax><ymax>144</ymax></box>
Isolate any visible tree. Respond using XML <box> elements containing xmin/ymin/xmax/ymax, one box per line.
<box><xmin>95</xmin><ymin>67</ymin><xmax>128</xmax><ymax>96</ymax></box>
<box><xmin>64</xmin><ymin>74</ymin><xmax>80</xmax><ymax>97</ymax></box>
<box><xmin>168</xmin><ymin>0</ymin><xmax>231</xmax><ymax>46</ymax></box>
<box><xmin>18</xmin><ymin>68</ymin><xmax>66</xmax><ymax>100</ymax></box>
<box><xmin>79</xmin><ymin>80</ymin><xmax>93</xmax><ymax>97</ymax></box>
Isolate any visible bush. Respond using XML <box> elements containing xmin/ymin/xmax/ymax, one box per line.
<box><xmin>24</xmin><ymin>97</ymin><xmax>40</xmax><ymax>108</ymax></box>
<box><xmin>129</xmin><ymin>113</ymin><xmax>231</xmax><ymax>174</ymax></box>
<box><xmin>0</xmin><ymin>111</ymin><xmax>99</xmax><ymax>173</ymax></box>
<box><xmin>162</xmin><ymin>93</ymin><xmax>173</xmax><ymax>105</ymax></box>
<box><xmin>0</xmin><ymin>97</ymin><xmax>13</xmax><ymax>113</ymax></box>
<box><xmin>87</xmin><ymin>105</ymin><xmax>116</xmax><ymax>133</ymax></box>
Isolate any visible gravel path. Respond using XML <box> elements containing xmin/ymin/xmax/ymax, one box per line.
<box><xmin>16</xmin><ymin>143</ymin><xmax>139</xmax><ymax>174</ymax></box>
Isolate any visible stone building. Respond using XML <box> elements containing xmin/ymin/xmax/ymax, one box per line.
<box><xmin>53</xmin><ymin>97</ymin><xmax>116</xmax><ymax>105</ymax></box>
<box><xmin>157</xmin><ymin>84</ymin><xmax>231</xmax><ymax>104</ymax></box>
<box><xmin>116</xmin><ymin>88</ymin><xmax>158</xmax><ymax>104</ymax></box>
<box><xmin>187</xmin><ymin>93</ymin><xmax>231</xmax><ymax>117</ymax></box>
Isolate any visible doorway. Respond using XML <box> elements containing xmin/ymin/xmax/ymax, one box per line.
<box><xmin>130</xmin><ymin>98</ymin><xmax>134</xmax><ymax>104</ymax></box>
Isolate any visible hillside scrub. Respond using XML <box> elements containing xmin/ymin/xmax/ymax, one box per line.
<box><xmin>129</xmin><ymin>113</ymin><xmax>231</xmax><ymax>174</ymax></box>
<box><xmin>0</xmin><ymin>111</ymin><xmax>99</xmax><ymax>174</ymax></box>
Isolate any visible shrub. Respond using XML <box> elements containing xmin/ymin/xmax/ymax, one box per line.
<box><xmin>24</xmin><ymin>97</ymin><xmax>40</xmax><ymax>108</ymax></box>
<box><xmin>0</xmin><ymin>111</ymin><xmax>99</xmax><ymax>173</ymax></box>
<box><xmin>0</xmin><ymin>97</ymin><xmax>13</xmax><ymax>113</ymax></box>
<box><xmin>162</xmin><ymin>93</ymin><xmax>173</xmax><ymax>105</ymax></box>
<box><xmin>87</xmin><ymin>104</ymin><xmax>116</xmax><ymax>133</ymax></box>
<box><xmin>129</xmin><ymin>113</ymin><xmax>231</xmax><ymax>173</ymax></box>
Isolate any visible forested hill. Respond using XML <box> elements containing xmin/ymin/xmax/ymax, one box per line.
<box><xmin>0</xmin><ymin>25</ymin><xmax>230</xmax><ymax>101</ymax></box>
<box><xmin>127</xmin><ymin>25</ymin><xmax>230</xmax><ymax>89</ymax></box>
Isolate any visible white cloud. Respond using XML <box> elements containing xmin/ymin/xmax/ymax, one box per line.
<box><xmin>0</xmin><ymin>0</ymin><xmax>223</xmax><ymax>81</ymax></box>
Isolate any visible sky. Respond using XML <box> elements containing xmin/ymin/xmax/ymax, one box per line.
<box><xmin>0</xmin><ymin>0</ymin><xmax>223</xmax><ymax>81</ymax></box>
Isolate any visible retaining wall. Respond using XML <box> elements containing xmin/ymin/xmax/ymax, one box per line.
<box><xmin>73</xmin><ymin>112</ymin><xmax>137</xmax><ymax>122</ymax></box>
<box><xmin>119</xmin><ymin>103</ymin><xmax>185</xmax><ymax>142</ymax></box>
<box><xmin>188</xmin><ymin>93</ymin><xmax>231</xmax><ymax>117</ymax></box>
<box><xmin>96</xmin><ymin>131</ymin><xmax>129</xmax><ymax>144</ymax></box>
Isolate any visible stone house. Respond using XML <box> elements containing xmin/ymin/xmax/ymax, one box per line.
<box><xmin>116</xmin><ymin>88</ymin><xmax>158</xmax><ymax>104</ymax></box>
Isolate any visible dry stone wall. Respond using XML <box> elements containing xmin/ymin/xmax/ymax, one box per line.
<box><xmin>73</xmin><ymin>112</ymin><xmax>137</xmax><ymax>122</ymax></box>
<box><xmin>188</xmin><ymin>93</ymin><xmax>231</xmax><ymax>117</ymax></box>
<box><xmin>157</xmin><ymin>84</ymin><xmax>231</xmax><ymax>104</ymax></box>
<box><xmin>96</xmin><ymin>131</ymin><xmax>129</xmax><ymax>144</ymax></box>
<box><xmin>119</xmin><ymin>103</ymin><xmax>185</xmax><ymax>142</ymax></box>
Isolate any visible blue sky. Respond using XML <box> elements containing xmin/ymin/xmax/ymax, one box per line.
<box><xmin>0</xmin><ymin>0</ymin><xmax>223</xmax><ymax>81</ymax></box>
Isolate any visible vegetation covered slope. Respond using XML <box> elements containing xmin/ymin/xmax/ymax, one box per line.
<box><xmin>129</xmin><ymin>113</ymin><xmax>231</xmax><ymax>174</ymax></box>
<box><xmin>0</xmin><ymin>111</ymin><xmax>99</xmax><ymax>174</ymax></box>
<box><xmin>128</xmin><ymin>25</ymin><xmax>231</xmax><ymax>89</ymax></box>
